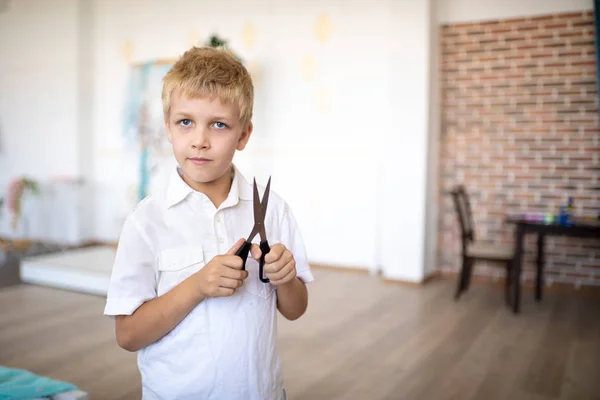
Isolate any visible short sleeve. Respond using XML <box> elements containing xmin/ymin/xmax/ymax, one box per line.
<box><xmin>104</xmin><ymin>214</ymin><xmax>157</xmax><ymax>317</ymax></box>
<box><xmin>278</xmin><ymin>203</ymin><xmax>314</xmax><ymax>284</ymax></box>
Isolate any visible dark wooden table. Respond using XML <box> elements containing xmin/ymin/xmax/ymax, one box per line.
<box><xmin>506</xmin><ymin>215</ymin><xmax>600</xmax><ymax>313</ymax></box>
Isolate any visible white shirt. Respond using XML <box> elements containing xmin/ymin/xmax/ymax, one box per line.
<box><xmin>104</xmin><ymin>165</ymin><xmax>314</xmax><ymax>400</ymax></box>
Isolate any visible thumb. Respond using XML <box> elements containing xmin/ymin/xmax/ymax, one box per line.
<box><xmin>226</xmin><ymin>238</ymin><xmax>247</xmax><ymax>255</ymax></box>
<box><xmin>250</xmin><ymin>243</ymin><xmax>262</xmax><ymax>260</ymax></box>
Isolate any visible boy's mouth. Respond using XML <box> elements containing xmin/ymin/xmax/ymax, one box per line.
<box><xmin>189</xmin><ymin>157</ymin><xmax>212</xmax><ymax>165</ymax></box>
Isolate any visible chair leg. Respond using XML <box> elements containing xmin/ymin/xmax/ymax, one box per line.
<box><xmin>464</xmin><ymin>258</ymin><xmax>475</xmax><ymax>291</ymax></box>
<box><xmin>505</xmin><ymin>260</ymin><xmax>513</xmax><ymax>306</ymax></box>
<box><xmin>455</xmin><ymin>256</ymin><xmax>470</xmax><ymax>300</ymax></box>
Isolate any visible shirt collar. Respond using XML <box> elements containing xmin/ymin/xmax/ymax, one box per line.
<box><xmin>164</xmin><ymin>164</ymin><xmax>253</xmax><ymax>209</ymax></box>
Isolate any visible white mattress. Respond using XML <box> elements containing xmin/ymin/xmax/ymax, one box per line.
<box><xmin>20</xmin><ymin>246</ymin><xmax>116</xmax><ymax>296</ymax></box>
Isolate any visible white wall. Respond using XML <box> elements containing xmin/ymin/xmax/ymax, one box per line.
<box><xmin>424</xmin><ymin>0</ymin><xmax>441</xmax><ymax>278</ymax></box>
<box><xmin>0</xmin><ymin>0</ymin><xmax>92</xmax><ymax>244</ymax></box>
<box><xmin>0</xmin><ymin>0</ymin><xmax>80</xmax><ymax>185</ymax></box>
<box><xmin>91</xmin><ymin>0</ymin><xmax>426</xmax><ymax>280</ymax></box>
<box><xmin>437</xmin><ymin>0</ymin><xmax>593</xmax><ymax>24</ymax></box>
<box><xmin>376</xmin><ymin>0</ymin><xmax>433</xmax><ymax>282</ymax></box>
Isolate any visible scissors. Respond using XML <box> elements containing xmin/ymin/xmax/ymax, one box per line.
<box><xmin>235</xmin><ymin>177</ymin><xmax>271</xmax><ymax>283</ymax></box>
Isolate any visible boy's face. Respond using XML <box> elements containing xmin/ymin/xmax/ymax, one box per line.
<box><xmin>165</xmin><ymin>90</ymin><xmax>252</xmax><ymax>191</ymax></box>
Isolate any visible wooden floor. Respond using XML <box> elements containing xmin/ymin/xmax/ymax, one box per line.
<box><xmin>1</xmin><ymin>269</ymin><xmax>599</xmax><ymax>400</ymax></box>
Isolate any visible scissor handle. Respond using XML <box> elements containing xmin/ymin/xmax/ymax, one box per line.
<box><xmin>235</xmin><ymin>241</ymin><xmax>252</xmax><ymax>271</ymax></box>
<box><xmin>235</xmin><ymin>240</ymin><xmax>270</xmax><ymax>283</ymax></box>
<box><xmin>258</xmin><ymin>240</ymin><xmax>271</xmax><ymax>283</ymax></box>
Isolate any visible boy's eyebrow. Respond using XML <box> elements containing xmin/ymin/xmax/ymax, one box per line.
<box><xmin>207</xmin><ymin>114</ymin><xmax>234</xmax><ymax>121</ymax></box>
<box><xmin>172</xmin><ymin>111</ymin><xmax>234</xmax><ymax>121</ymax></box>
<box><xmin>172</xmin><ymin>111</ymin><xmax>194</xmax><ymax>119</ymax></box>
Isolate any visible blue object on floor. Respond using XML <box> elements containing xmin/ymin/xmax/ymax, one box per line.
<box><xmin>0</xmin><ymin>366</ymin><xmax>78</xmax><ymax>400</ymax></box>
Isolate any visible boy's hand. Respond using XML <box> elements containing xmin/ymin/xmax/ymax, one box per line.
<box><xmin>263</xmin><ymin>244</ymin><xmax>297</xmax><ymax>286</ymax></box>
<box><xmin>194</xmin><ymin>239</ymin><xmax>254</xmax><ymax>298</ymax></box>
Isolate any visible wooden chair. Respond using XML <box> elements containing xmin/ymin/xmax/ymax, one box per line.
<box><xmin>450</xmin><ymin>186</ymin><xmax>515</xmax><ymax>303</ymax></box>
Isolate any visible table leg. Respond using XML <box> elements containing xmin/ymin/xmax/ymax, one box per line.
<box><xmin>536</xmin><ymin>233</ymin><xmax>545</xmax><ymax>302</ymax></box>
<box><xmin>512</xmin><ymin>223</ymin><xmax>525</xmax><ymax>314</ymax></box>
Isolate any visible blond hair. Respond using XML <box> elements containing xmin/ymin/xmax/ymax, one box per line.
<box><xmin>162</xmin><ymin>47</ymin><xmax>254</xmax><ymax>128</ymax></box>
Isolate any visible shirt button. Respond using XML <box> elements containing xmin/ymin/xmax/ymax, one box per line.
<box><xmin>215</xmin><ymin>216</ymin><xmax>221</xmax><ymax>223</ymax></box>
<box><xmin>218</xmin><ymin>237</ymin><xmax>225</xmax><ymax>244</ymax></box>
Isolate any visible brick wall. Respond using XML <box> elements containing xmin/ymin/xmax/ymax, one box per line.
<box><xmin>439</xmin><ymin>11</ymin><xmax>600</xmax><ymax>288</ymax></box>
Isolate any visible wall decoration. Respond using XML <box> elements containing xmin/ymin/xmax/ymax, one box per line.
<box><xmin>242</xmin><ymin>22</ymin><xmax>257</xmax><ymax>49</ymax></box>
<box><xmin>123</xmin><ymin>59</ymin><xmax>173</xmax><ymax>201</ymax></box>
<box><xmin>204</xmin><ymin>34</ymin><xmax>243</xmax><ymax>63</ymax></box>
<box><xmin>122</xmin><ymin>39</ymin><xmax>134</xmax><ymax>62</ymax></box>
<box><xmin>206</xmin><ymin>34</ymin><xmax>228</xmax><ymax>49</ymax></box>
<box><xmin>188</xmin><ymin>29</ymin><xmax>200</xmax><ymax>47</ymax></box>
<box><xmin>315</xmin><ymin>14</ymin><xmax>332</xmax><ymax>43</ymax></box>
<box><xmin>6</xmin><ymin>176</ymin><xmax>39</xmax><ymax>231</ymax></box>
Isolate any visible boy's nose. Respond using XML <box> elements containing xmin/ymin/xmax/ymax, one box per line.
<box><xmin>191</xmin><ymin>128</ymin><xmax>209</xmax><ymax>149</ymax></box>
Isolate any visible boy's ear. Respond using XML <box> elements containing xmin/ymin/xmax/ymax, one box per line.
<box><xmin>165</xmin><ymin>120</ymin><xmax>173</xmax><ymax>143</ymax></box>
<box><xmin>236</xmin><ymin>121</ymin><xmax>253</xmax><ymax>151</ymax></box>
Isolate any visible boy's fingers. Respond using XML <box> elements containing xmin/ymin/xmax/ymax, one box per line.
<box><xmin>264</xmin><ymin>243</ymin><xmax>285</xmax><ymax>263</ymax></box>
<box><xmin>221</xmin><ymin>267</ymin><xmax>248</xmax><ymax>280</ymax></box>
<box><xmin>264</xmin><ymin>251</ymin><xmax>292</xmax><ymax>273</ymax></box>
<box><xmin>222</xmin><ymin>255</ymin><xmax>244</xmax><ymax>269</ymax></box>
<box><xmin>266</xmin><ymin>261</ymin><xmax>293</xmax><ymax>282</ymax></box>
<box><xmin>269</xmin><ymin>268</ymin><xmax>297</xmax><ymax>286</ymax></box>
<box><xmin>226</xmin><ymin>238</ymin><xmax>247</xmax><ymax>255</ymax></box>
<box><xmin>219</xmin><ymin>277</ymin><xmax>243</xmax><ymax>289</ymax></box>
<box><xmin>264</xmin><ymin>257</ymin><xmax>287</xmax><ymax>274</ymax></box>
<box><xmin>250</xmin><ymin>243</ymin><xmax>262</xmax><ymax>260</ymax></box>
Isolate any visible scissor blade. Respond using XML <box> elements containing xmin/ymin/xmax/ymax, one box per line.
<box><xmin>253</xmin><ymin>178</ymin><xmax>261</xmax><ymax>224</ymax></box>
<box><xmin>260</xmin><ymin>176</ymin><xmax>272</xmax><ymax>221</ymax></box>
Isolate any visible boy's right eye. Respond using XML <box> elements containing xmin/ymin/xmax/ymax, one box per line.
<box><xmin>178</xmin><ymin>119</ymin><xmax>192</xmax><ymax>127</ymax></box>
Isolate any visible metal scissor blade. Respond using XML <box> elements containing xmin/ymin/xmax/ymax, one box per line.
<box><xmin>260</xmin><ymin>176</ymin><xmax>272</xmax><ymax>221</ymax></box>
<box><xmin>253</xmin><ymin>178</ymin><xmax>261</xmax><ymax>225</ymax></box>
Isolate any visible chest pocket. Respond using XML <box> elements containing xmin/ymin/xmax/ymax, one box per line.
<box><xmin>157</xmin><ymin>245</ymin><xmax>205</xmax><ymax>296</ymax></box>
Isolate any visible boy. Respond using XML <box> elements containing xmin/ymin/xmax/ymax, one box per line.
<box><xmin>104</xmin><ymin>46</ymin><xmax>313</xmax><ymax>400</ymax></box>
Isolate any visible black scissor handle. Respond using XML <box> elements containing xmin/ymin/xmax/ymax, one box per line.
<box><xmin>235</xmin><ymin>241</ymin><xmax>252</xmax><ymax>271</ymax></box>
<box><xmin>235</xmin><ymin>240</ymin><xmax>270</xmax><ymax>283</ymax></box>
<box><xmin>258</xmin><ymin>240</ymin><xmax>271</xmax><ymax>283</ymax></box>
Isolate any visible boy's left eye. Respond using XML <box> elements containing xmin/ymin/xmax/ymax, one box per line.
<box><xmin>213</xmin><ymin>122</ymin><xmax>227</xmax><ymax>129</ymax></box>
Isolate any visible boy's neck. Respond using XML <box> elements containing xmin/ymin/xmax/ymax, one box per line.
<box><xmin>182</xmin><ymin>165</ymin><xmax>234</xmax><ymax>209</ymax></box>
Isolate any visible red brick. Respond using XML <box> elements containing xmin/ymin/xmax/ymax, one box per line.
<box><xmin>529</xmin><ymin>51</ymin><xmax>556</xmax><ymax>59</ymax></box>
<box><xmin>489</xmin><ymin>26</ymin><xmax>514</xmax><ymax>35</ymax></box>
<box><xmin>543</xmin><ymin>22</ymin><xmax>569</xmax><ymax>30</ymax></box>
<box><xmin>573</xmin><ymin>20</ymin><xmax>595</xmax><ymax>28</ymax></box>
<box><xmin>560</xmin><ymin>31</ymin><xmax>585</xmax><ymax>39</ymax></box>
<box><xmin>572</xmin><ymin>59</ymin><xmax>597</xmax><ymax>67</ymax></box>
<box><xmin>543</xmin><ymin>41</ymin><xmax>568</xmax><ymax>50</ymax></box>
<box><xmin>557</xmin><ymin>12</ymin><xmax>589</xmax><ymax>20</ymax></box>
<box><xmin>529</xmin><ymin>15</ymin><xmax>556</xmax><ymax>23</ymax></box>
<box><xmin>517</xmin><ymin>43</ymin><xmax>540</xmax><ymax>51</ymax></box>
<box><xmin>572</xmin><ymin>39</ymin><xmax>596</xmax><ymax>47</ymax></box>
<box><xmin>559</xmin><ymin>49</ymin><xmax>585</xmax><ymax>58</ymax></box>
<box><xmin>504</xmin><ymin>53</ymin><xmax>528</xmax><ymax>61</ymax></box>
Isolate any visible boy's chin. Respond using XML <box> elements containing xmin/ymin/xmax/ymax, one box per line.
<box><xmin>181</xmin><ymin>166</ymin><xmax>229</xmax><ymax>185</ymax></box>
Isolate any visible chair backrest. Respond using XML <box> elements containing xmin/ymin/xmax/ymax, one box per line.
<box><xmin>450</xmin><ymin>185</ymin><xmax>475</xmax><ymax>249</ymax></box>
